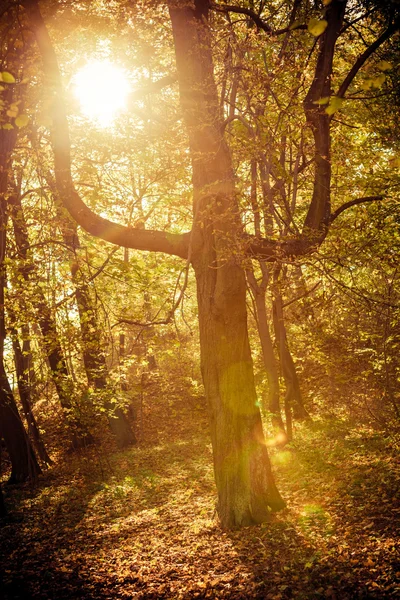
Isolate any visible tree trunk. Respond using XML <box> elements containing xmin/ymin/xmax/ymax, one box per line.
<box><xmin>169</xmin><ymin>0</ymin><xmax>285</xmax><ymax>526</ymax></box>
<box><xmin>9</xmin><ymin>192</ymin><xmax>93</xmax><ymax>449</ymax></box>
<box><xmin>0</xmin><ymin>106</ymin><xmax>41</xmax><ymax>482</ymax></box>
<box><xmin>54</xmin><ymin>196</ymin><xmax>136</xmax><ymax>448</ymax></box>
<box><xmin>10</xmin><ymin>315</ymin><xmax>52</xmax><ymax>465</ymax></box>
<box><xmin>25</xmin><ymin>0</ymin><xmax>284</xmax><ymax>526</ymax></box>
<box><xmin>246</xmin><ymin>268</ymin><xmax>284</xmax><ymax>430</ymax></box>
<box><xmin>0</xmin><ymin>364</ymin><xmax>41</xmax><ymax>483</ymax></box>
<box><xmin>273</xmin><ymin>276</ymin><xmax>309</xmax><ymax>425</ymax></box>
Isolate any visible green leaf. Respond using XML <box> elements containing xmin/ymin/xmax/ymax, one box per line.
<box><xmin>313</xmin><ymin>96</ymin><xmax>330</xmax><ymax>105</ymax></box>
<box><xmin>15</xmin><ymin>114</ymin><xmax>29</xmax><ymax>128</ymax></box>
<box><xmin>325</xmin><ymin>96</ymin><xmax>344</xmax><ymax>115</ymax></box>
<box><xmin>308</xmin><ymin>18</ymin><xmax>328</xmax><ymax>37</ymax></box>
<box><xmin>1</xmin><ymin>71</ymin><xmax>16</xmax><ymax>83</ymax></box>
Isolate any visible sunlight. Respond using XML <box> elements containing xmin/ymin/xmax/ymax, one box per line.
<box><xmin>73</xmin><ymin>60</ymin><xmax>130</xmax><ymax>127</ymax></box>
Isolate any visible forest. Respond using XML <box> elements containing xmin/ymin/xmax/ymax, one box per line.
<box><xmin>0</xmin><ymin>0</ymin><xmax>399</xmax><ymax>598</ymax></box>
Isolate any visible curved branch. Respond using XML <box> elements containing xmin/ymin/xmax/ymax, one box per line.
<box><xmin>23</xmin><ymin>0</ymin><xmax>190</xmax><ymax>260</ymax></box>
<box><xmin>336</xmin><ymin>20</ymin><xmax>400</xmax><ymax>99</ymax></box>
<box><xmin>211</xmin><ymin>2</ymin><xmax>306</xmax><ymax>35</ymax></box>
<box><xmin>329</xmin><ymin>195</ymin><xmax>383</xmax><ymax>224</ymax></box>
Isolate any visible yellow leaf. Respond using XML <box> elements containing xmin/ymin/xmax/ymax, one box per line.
<box><xmin>360</xmin><ymin>79</ymin><xmax>373</xmax><ymax>91</ymax></box>
<box><xmin>308</xmin><ymin>18</ymin><xmax>328</xmax><ymax>36</ymax></box>
<box><xmin>1</xmin><ymin>71</ymin><xmax>16</xmax><ymax>83</ymax></box>
<box><xmin>325</xmin><ymin>96</ymin><xmax>344</xmax><ymax>115</ymax></box>
<box><xmin>313</xmin><ymin>96</ymin><xmax>330</xmax><ymax>105</ymax></box>
<box><xmin>376</xmin><ymin>60</ymin><xmax>392</xmax><ymax>72</ymax></box>
<box><xmin>15</xmin><ymin>114</ymin><xmax>29</xmax><ymax>128</ymax></box>
<box><xmin>371</xmin><ymin>74</ymin><xmax>386</xmax><ymax>88</ymax></box>
<box><xmin>389</xmin><ymin>156</ymin><xmax>400</xmax><ymax>168</ymax></box>
<box><xmin>2</xmin><ymin>124</ymin><xmax>14</xmax><ymax>130</ymax></box>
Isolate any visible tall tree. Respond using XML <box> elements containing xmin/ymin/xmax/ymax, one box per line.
<box><xmin>21</xmin><ymin>0</ymin><xmax>399</xmax><ymax>526</ymax></box>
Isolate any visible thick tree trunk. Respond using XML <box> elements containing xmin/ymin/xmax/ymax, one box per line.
<box><xmin>170</xmin><ymin>0</ymin><xmax>284</xmax><ymax>526</ymax></box>
<box><xmin>0</xmin><ymin>364</ymin><xmax>41</xmax><ymax>483</ymax></box>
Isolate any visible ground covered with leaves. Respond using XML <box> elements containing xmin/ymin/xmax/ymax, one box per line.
<box><xmin>1</xmin><ymin>377</ymin><xmax>399</xmax><ymax>599</ymax></box>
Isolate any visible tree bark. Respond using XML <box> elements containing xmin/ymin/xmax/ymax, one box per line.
<box><xmin>26</xmin><ymin>0</ymin><xmax>284</xmax><ymax>526</ymax></box>
<box><xmin>272</xmin><ymin>272</ymin><xmax>309</xmax><ymax>428</ymax></box>
<box><xmin>0</xmin><ymin>124</ymin><xmax>41</xmax><ymax>481</ymax></box>
<box><xmin>169</xmin><ymin>0</ymin><xmax>285</xmax><ymax>526</ymax></box>
<box><xmin>246</xmin><ymin>268</ymin><xmax>283</xmax><ymax>431</ymax></box>
<box><xmin>9</xmin><ymin>312</ymin><xmax>52</xmax><ymax>465</ymax></box>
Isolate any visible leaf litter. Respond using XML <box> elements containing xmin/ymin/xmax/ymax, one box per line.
<box><xmin>1</xmin><ymin>376</ymin><xmax>399</xmax><ymax>599</ymax></box>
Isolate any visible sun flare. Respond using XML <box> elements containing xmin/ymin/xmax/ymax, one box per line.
<box><xmin>73</xmin><ymin>60</ymin><xmax>130</xmax><ymax>127</ymax></box>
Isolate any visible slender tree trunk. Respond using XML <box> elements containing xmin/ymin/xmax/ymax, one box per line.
<box><xmin>246</xmin><ymin>268</ymin><xmax>284</xmax><ymax>431</ymax></box>
<box><xmin>9</xmin><ymin>313</ymin><xmax>52</xmax><ymax>465</ymax></box>
<box><xmin>0</xmin><ymin>107</ymin><xmax>41</xmax><ymax>481</ymax></box>
<box><xmin>9</xmin><ymin>193</ymin><xmax>92</xmax><ymax>449</ymax></box>
<box><xmin>273</xmin><ymin>274</ymin><xmax>309</xmax><ymax>427</ymax></box>
<box><xmin>54</xmin><ymin>196</ymin><xmax>136</xmax><ymax>448</ymax></box>
<box><xmin>170</xmin><ymin>0</ymin><xmax>284</xmax><ymax>526</ymax></box>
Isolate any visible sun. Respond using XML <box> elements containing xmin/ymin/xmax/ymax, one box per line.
<box><xmin>73</xmin><ymin>60</ymin><xmax>130</xmax><ymax>127</ymax></box>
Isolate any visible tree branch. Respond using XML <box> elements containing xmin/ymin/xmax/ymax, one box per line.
<box><xmin>336</xmin><ymin>20</ymin><xmax>400</xmax><ymax>100</ymax></box>
<box><xmin>329</xmin><ymin>195</ymin><xmax>383</xmax><ymax>224</ymax></box>
<box><xmin>23</xmin><ymin>0</ymin><xmax>190</xmax><ymax>260</ymax></box>
<box><xmin>211</xmin><ymin>3</ymin><xmax>306</xmax><ymax>35</ymax></box>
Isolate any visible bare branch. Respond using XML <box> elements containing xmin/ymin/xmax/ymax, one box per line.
<box><xmin>329</xmin><ymin>195</ymin><xmax>383</xmax><ymax>224</ymax></box>
<box><xmin>211</xmin><ymin>3</ymin><xmax>306</xmax><ymax>35</ymax></box>
<box><xmin>336</xmin><ymin>20</ymin><xmax>400</xmax><ymax>100</ymax></box>
<box><xmin>282</xmin><ymin>281</ymin><xmax>321</xmax><ymax>309</ymax></box>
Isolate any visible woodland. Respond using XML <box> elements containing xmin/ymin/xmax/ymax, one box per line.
<box><xmin>0</xmin><ymin>0</ymin><xmax>399</xmax><ymax>598</ymax></box>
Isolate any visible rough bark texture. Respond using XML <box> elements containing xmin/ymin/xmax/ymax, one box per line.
<box><xmin>169</xmin><ymin>0</ymin><xmax>285</xmax><ymax>526</ymax></box>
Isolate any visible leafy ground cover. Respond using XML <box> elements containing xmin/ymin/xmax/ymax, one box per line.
<box><xmin>1</xmin><ymin>377</ymin><xmax>399</xmax><ymax>599</ymax></box>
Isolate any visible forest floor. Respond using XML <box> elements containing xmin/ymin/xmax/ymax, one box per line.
<box><xmin>0</xmin><ymin>373</ymin><xmax>399</xmax><ymax>600</ymax></box>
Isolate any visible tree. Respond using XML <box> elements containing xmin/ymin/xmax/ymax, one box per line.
<box><xmin>18</xmin><ymin>0</ymin><xmax>400</xmax><ymax>526</ymax></box>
